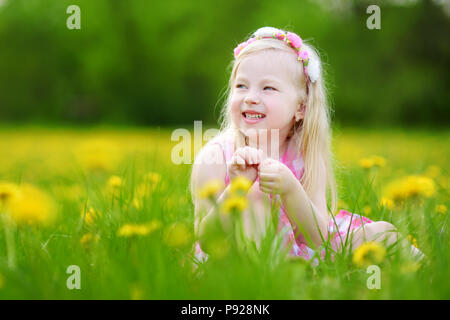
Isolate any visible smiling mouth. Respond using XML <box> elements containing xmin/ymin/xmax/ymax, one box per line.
<box><xmin>242</xmin><ymin>112</ymin><xmax>266</xmax><ymax>120</ymax></box>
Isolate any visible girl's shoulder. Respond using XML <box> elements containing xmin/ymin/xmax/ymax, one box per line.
<box><xmin>192</xmin><ymin>131</ymin><xmax>233</xmax><ymax>186</ymax></box>
<box><xmin>202</xmin><ymin>129</ymin><xmax>235</xmax><ymax>161</ymax></box>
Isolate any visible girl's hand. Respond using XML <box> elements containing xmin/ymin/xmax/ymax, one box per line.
<box><xmin>258</xmin><ymin>158</ymin><xmax>297</xmax><ymax>196</ymax></box>
<box><xmin>228</xmin><ymin>146</ymin><xmax>264</xmax><ymax>183</ymax></box>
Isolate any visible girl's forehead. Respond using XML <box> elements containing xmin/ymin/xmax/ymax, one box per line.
<box><xmin>236</xmin><ymin>50</ymin><xmax>299</xmax><ymax>83</ymax></box>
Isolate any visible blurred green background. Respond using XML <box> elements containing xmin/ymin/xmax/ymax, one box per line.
<box><xmin>0</xmin><ymin>0</ymin><xmax>448</xmax><ymax>127</ymax></box>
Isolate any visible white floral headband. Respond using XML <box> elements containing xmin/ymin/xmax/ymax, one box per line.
<box><xmin>233</xmin><ymin>27</ymin><xmax>320</xmax><ymax>84</ymax></box>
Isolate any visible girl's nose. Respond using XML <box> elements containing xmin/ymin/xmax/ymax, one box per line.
<box><xmin>244</xmin><ymin>94</ymin><xmax>261</xmax><ymax>105</ymax></box>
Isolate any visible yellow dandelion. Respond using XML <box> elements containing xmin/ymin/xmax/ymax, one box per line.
<box><xmin>222</xmin><ymin>196</ymin><xmax>248</xmax><ymax>214</ymax></box>
<box><xmin>407</xmin><ymin>235</ymin><xmax>418</xmax><ymax>248</ymax></box>
<box><xmin>117</xmin><ymin>220</ymin><xmax>162</xmax><ymax>237</ymax></box>
<box><xmin>0</xmin><ymin>182</ymin><xmax>20</xmax><ymax>208</ymax></box>
<box><xmin>230</xmin><ymin>176</ymin><xmax>252</xmax><ymax>194</ymax></box>
<box><xmin>107</xmin><ymin>176</ymin><xmax>123</xmax><ymax>189</ymax></box>
<box><xmin>352</xmin><ymin>241</ymin><xmax>387</xmax><ymax>268</ymax></box>
<box><xmin>435</xmin><ymin>204</ymin><xmax>447</xmax><ymax>214</ymax></box>
<box><xmin>132</xmin><ymin>197</ymin><xmax>141</xmax><ymax>210</ymax></box>
<box><xmin>7</xmin><ymin>184</ymin><xmax>57</xmax><ymax>226</ymax></box>
<box><xmin>80</xmin><ymin>233</ymin><xmax>100</xmax><ymax>248</ymax></box>
<box><xmin>363</xmin><ymin>205</ymin><xmax>371</xmax><ymax>216</ymax></box>
<box><xmin>198</xmin><ymin>179</ymin><xmax>224</xmax><ymax>199</ymax></box>
<box><xmin>145</xmin><ymin>172</ymin><xmax>161</xmax><ymax>186</ymax></box>
<box><xmin>372</xmin><ymin>156</ymin><xmax>386</xmax><ymax>167</ymax></box>
<box><xmin>76</xmin><ymin>139</ymin><xmax>120</xmax><ymax>172</ymax></box>
<box><xmin>163</xmin><ymin>222</ymin><xmax>193</xmax><ymax>248</ymax></box>
<box><xmin>380</xmin><ymin>197</ymin><xmax>394</xmax><ymax>210</ymax></box>
<box><xmin>82</xmin><ymin>207</ymin><xmax>101</xmax><ymax>225</ymax></box>
<box><xmin>383</xmin><ymin>175</ymin><xmax>436</xmax><ymax>203</ymax></box>
<box><xmin>359</xmin><ymin>158</ymin><xmax>374</xmax><ymax>169</ymax></box>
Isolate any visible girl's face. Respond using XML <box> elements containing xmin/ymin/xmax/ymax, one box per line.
<box><xmin>230</xmin><ymin>50</ymin><xmax>304</xmax><ymax>141</ymax></box>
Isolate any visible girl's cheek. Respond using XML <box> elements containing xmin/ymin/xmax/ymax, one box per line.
<box><xmin>229</xmin><ymin>98</ymin><xmax>242</xmax><ymax>124</ymax></box>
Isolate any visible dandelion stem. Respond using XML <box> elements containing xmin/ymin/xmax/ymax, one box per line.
<box><xmin>2</xmin><ymin>214</ymin><xmax>17</xmax><ymax>269</ymax></box>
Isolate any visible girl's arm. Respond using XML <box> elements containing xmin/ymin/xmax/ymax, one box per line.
<box><xmin>259</xmin><ymin>158</ymin><xmax>329</xmax><ymax>248</ymax></box>
<box><xmin>280</xmin><ymin>171</ymin><xmax>329</xmax><ymax>248</ymax></box>
<box><xmin>191</xmin><ymin>144</ymin><xmax>234</xmax><ymax>252</ymax></box>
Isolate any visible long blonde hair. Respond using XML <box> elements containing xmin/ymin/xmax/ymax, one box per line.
<box><xmin>191</xmin><ymin>28</ymin><xmax>338</xmax><ymax>215</ymax></box>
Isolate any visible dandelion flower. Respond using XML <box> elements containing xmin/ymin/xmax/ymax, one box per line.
<box><xmin>435</xmin><ymin>204</ymin><xmax>447</xmax><ymax>214</ymax></box>
<box><xmin>8</xmin><ymin>184</ymin><xmax>57</xmax><ymax>226</ymax></box>
<box><xmin>359</xmin><ymin>156</ymin><xmax>386</xmax><ymax>169</ymax></box>
<box><xmin>372</xmin><ymin>156</ymin><xmax>386</xmax><ymax>167</ymax></box>
<box><xmin>117</xmin><ymin>220</ymin><xmax>161</xmax><ymax>237</ymax></box>
<box><xmin>0</xmin><ymin>182</ymin><xmax>20</xmax><ymax>208</ymax></box>
<box><xmin>230</xmin><ymin>176</ymin><xmax>252</xmax><ymax>194</ymax></box>
<box><xmin>359</xmin><ymin>158</ymin><xmax>375</xmax><ymax>169</ymax></box>
<box><xmin>132</xmin><ymin>197</ymin><xmax>141</xmax><ymax>210</ymax></box>
<box><xmin>380</xmin><ymin>197</ymin><xmax>394</xmax><ymax>210</ymax></box>
<box><xmin>198</xmin><ymin>179</ymin><xmax>224</xmax><ymax>199</ymax></box>
<box><xmin>80</xmin><ymin>233</ymin><xmax>100</xmax><ymax>248</ymax></box>
<box><xmin>352</xmin><ymin>241</ymin><xmax>386</xmax><ymax>268</ymax></box>
<box><xmin>383</xmin><ymin>175</ymin><xmax>436</xmax><ymax>203</ymax></box>
<box><xmin>407</xmin><ymin>235</ymin><xmax>418</xmax><ymax>248</ymax></box>
<box><xmin>107</xmin><ymin>176</ymin><xmax>123</xmax><ymax>189</ymax></box>
<box><xmin>222</xmin><ymin>196</ymin><xmax>248</xmax><ymax>214</ymax></box>
<box><xmin>363</xmin><ymin>205</ymin><xmax>371</xmax><ymax>216</ymax></box>
<box><xmin>145</xmin><ymin>172</ymin><xmax>161</xmax><ymax>186</ymax></box>
<box><xmin>82</xmin><ymin>207</ymin><xmax>101</xmax><ymax>225</ymax></box>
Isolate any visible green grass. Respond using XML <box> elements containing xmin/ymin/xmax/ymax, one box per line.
<box><xmin>0</xmin><ymin>127</ymin><xmax>448</xmax><ymax>299</ymax></box>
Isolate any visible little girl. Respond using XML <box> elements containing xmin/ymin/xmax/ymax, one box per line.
<box><xmin>190</xmin><ymin>26</ymin><xmax>424</xmax><ymax>264</ymax></box>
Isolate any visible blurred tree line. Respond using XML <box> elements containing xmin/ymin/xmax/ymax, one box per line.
<box><xmin>0</xmin><ymin>0</ymin><xmax>448</xmax><ymax>127</ymax></box>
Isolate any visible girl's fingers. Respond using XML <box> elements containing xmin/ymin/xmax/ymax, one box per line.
<box><xmin>237</xmin><ymin>154</ymin><xmax>246</xmax><ymax>167</ymax></box>
<box><xmin>257</xmin><ymin>149</ymin><xmax>264</xmax><ymax>162</ymax></box>
<box><xmin>260</xmin><ymin>181</ymin><xmax>277</xmax><ymax>188</ymax></box>
<box><xmin>251</xmin><ymin>149</ymin><xmax>258</xmax><ymax>164</ymax></box>
<box><xmin>232</xmin><ymin>154</ymin><xmax>246</xmax><ymax>167</ymax></box>
<box><xmin>236</xmin><ymin>146</ymin><xmax>261</xmax><ymax>165</ymax></box>
<box><xmin>259</xmin><ymin>173</ymin><xmax>278</xmax><ymax>181</ymax></box>
<box><xmin>260</xmin><ymin>186</ymin><xmax>275</xmax><ymax>194</ymax></box>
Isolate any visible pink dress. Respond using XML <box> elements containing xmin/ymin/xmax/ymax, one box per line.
<box><xmin>194</xmin><ymin>131</ymin><xmax>374</xmax><ymax>265</ymax></box>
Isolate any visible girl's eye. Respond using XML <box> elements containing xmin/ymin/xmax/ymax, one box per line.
<box><xmin>236</xmin><ymin>84</ymin><xmax>246</xmax><ymax>89</ymax></box>
<box><xmin>264</xmin><ymin>86</ymin><xmax>276</xmax><ymax>91</ymax></box>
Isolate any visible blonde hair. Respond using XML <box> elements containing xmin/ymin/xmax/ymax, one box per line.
<box><xmin>191</xmin><ymin>28</ymin><xmax>338</xmax><ymax>215</ymax></box>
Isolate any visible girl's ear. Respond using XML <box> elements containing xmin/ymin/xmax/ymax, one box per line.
<box><xmin>295</xmin><ymin>102</ymin><xmax>306</xmax><ymax>122</ymax></box>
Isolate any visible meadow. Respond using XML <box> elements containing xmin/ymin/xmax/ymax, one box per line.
<box><xmin>0</xmin><ymin>126</ymin><xmax>448</xmax><ymax>299</ymax></box>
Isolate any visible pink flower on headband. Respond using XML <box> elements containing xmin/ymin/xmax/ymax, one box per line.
<box><xmin>234</xmin><ymin>38</ymin><xmax>257</xmax><ymax>57</ymax></box>
<box><xmin>274</xmin><ymin>32</ymin><xmax>285</xmax><ymax>40</ymax></box>
<box><xmin>298</xmin><ymin>50</ymin><xmax>309</xmax><ymax>61</ymax></box>
<box><xmin>234</xmin><ymin>42</ymin><xmax>245</xmax><ymax>57</ymax></box>
<box><xmin>286</xmin><ymin>32</ymin><xmax>302</xmax><ymax>50</ymax></box>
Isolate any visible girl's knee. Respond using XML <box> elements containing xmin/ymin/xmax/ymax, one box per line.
<box><xmin>371</xmin><ymin>221</ymin><xmax>396</xmax><ymax>232</ymax></box>
<box><xmin>366</xmin><ymin>221</ymin><xmax>399</xmax><ymax>244</ymax></box>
